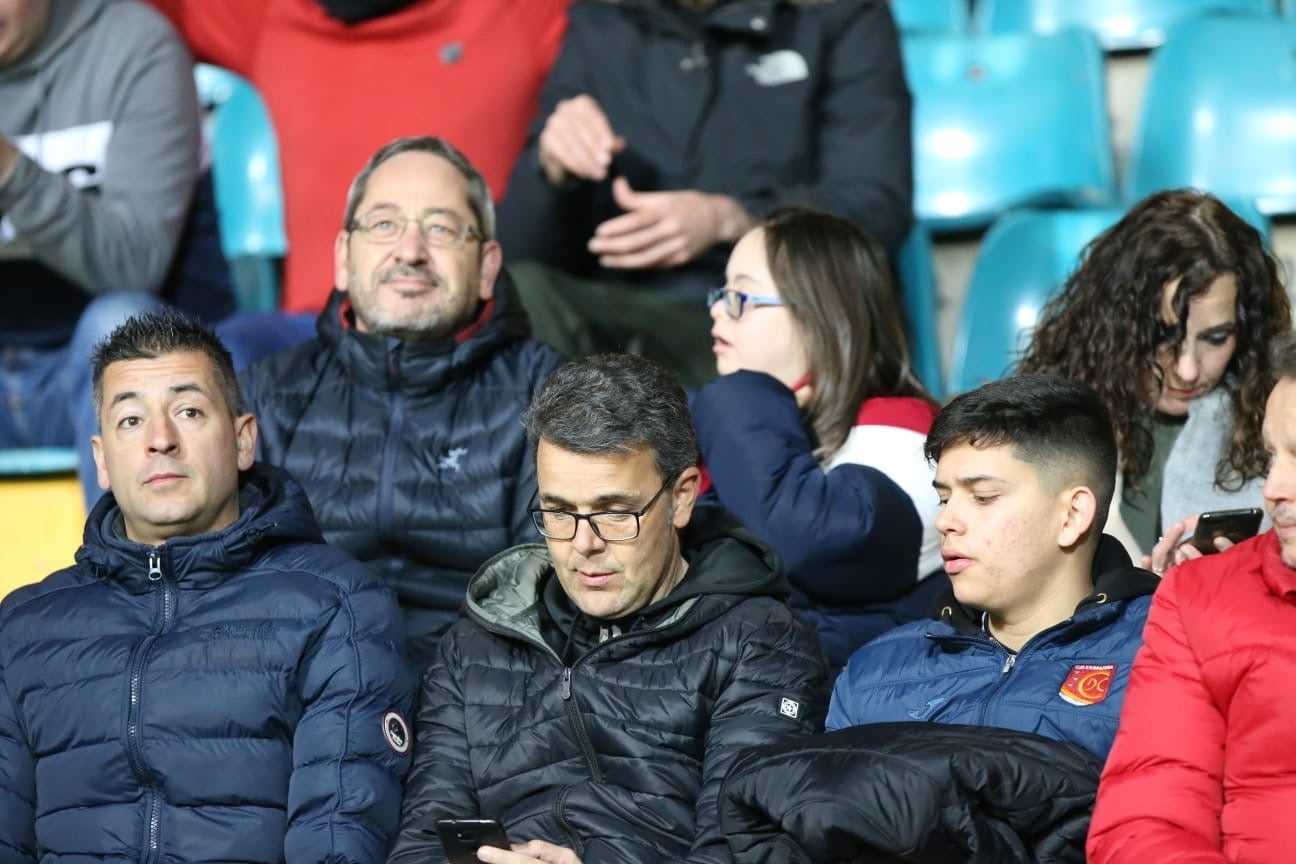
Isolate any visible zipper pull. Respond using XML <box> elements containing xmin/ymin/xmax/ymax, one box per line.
<box><xmin>1002</xmin><ymin>653</ymin><xmax>1017</xmax><ymax>674</ymax></box>
<box><xmin>147</xmin><ymin>551</ymin><xmax>162</xmax><ymax>582</ymax></box>
<box><xmin>561</xmin><ymin>668</ymin><xmax>573</xmax><ymax>701</ymax></box>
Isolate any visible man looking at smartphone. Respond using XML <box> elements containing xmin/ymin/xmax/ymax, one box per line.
<box><xmin>1088</xmin><ymin>334</ymin><xmax>1296</xmax><ymax>864</ymax></box>
<box><xmin>386</xmin><ymin>353</ymin><xmax>831</xmax><ymax>864</ymax></box>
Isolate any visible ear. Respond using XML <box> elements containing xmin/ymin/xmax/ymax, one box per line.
<box><xmin>1056</xmin><ymin>484</ymin><xmax>1098</xmax><ymax>549</ymax></box>
<box><xmin>333</xmin><ymin>230</ymin><xmax>351</xmax><ymax>292</ymax></box>
<box><xmin>670</xmin><ymin>466</ymin><xmax>702</xmax><ymax>530</ymax></box>
<box><xmin>478</xmin><ymin>239</ymin><xmax>504</xmax><ymax>302</ymax></box>
<box><xmin>91</xmin><ymin>435</ymin><xmax>110</xmax><ymax>491</ymax></box>
<box><xmin>234</xmin><ymin>413</ymin><xmax>258</xmax><ymax>472</ymax></box>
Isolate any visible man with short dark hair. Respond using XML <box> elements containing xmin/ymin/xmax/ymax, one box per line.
<box><xmin>242</xmin><ymin>136</ymin><xmax>563</xmax><ymax>666</ymax></box>
<box><xmin>387</xmin><ymin>352</ymin><xmax>830</xmax><ymax>864</ymax></box>
<box><xmin>1088</xmin><ymin>336</ymin><xmax>1296</xmax><ymax>864</ymax></box>
<box><xmin>828</xmin><ymin>373</ymin><xmax>1157</xmax><ymax>759</ymax></box>
<box><xmin>0</xmin><ymin>311</ymin><xmax>413</xmax><ymax>862</ymax></box>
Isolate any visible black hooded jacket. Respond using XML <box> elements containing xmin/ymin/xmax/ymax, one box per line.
<box><xmin>387</xmin><ymin>507</ymin><xmax>832</xmax><ymax>864</ymax></box>
<box><xmin>241</xmin><ymin>277</ymin><xmax>563</xmax><ymax>665</ymax></box>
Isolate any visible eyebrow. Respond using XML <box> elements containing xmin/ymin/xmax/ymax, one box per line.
<box><xmin>539</xmin><ymin>491</ymin><xmax>643</xmax><ymax>510</ymax></box>
<box><xmin>107</xmin><ymin>382</ymin><xmax>209</xmax><ymax>410</ymax></box>
<box><xmin>932</xmin><ymin>474</ymin><xmax>1008</xmax><ymax>490</ymax></box>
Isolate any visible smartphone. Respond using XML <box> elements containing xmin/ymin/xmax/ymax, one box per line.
<box><xmin>1189</xmin><ymin>507</ymin><xmax>1263</xmax><ymax>554</ymax></box>
<box><xmin>435</xmin><ymin>818</ymin><xmax>511</xmax><ymax>864</ymax></box>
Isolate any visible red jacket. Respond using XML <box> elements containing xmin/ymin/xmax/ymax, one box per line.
<box><xmin>1088</xmin><ymin>530</ymin><xmax>1296</xmax><ymax>863</ymax></box>
<box><xmin>147</xmin><ymin>0</ymin><xmax>570</xmax><ymax>313</ymax></box>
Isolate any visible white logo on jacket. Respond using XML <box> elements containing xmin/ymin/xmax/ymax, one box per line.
<box><xmin>1</xmin><ymin>121</ymin><xmax>112</xmax><ymax>246</ymax></box>
<box><xmin>438</xmin><ymin>447</ymin><xmax>468</xmax><ymax>472</ymax></box>
<box><xmin>745</xmin><ymin>50</ymin><xmax>809</xmax><ymax>86</ymax></box>
<box><xmin>779</xmin><ymin>697</ymin><xmax>801</xmax><ymax>719</ymax></box>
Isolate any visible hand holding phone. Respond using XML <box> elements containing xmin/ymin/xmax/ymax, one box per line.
<box><xmin>1189</xmin><ymin>507</ymin><xmax>1263</xmax><ymax>555</ymax></box>
<box><xmin>436</xmin><ymin>819</ymin><xmax>511</xmax><ymax>864</ymax></box>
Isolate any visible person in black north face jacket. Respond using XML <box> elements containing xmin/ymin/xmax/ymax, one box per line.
<box><xmin>388</xmin><ymin>354</ymin><xmax>831</xmax><ymax>864</ymax></box>
<box><xmin>241</xmin><ymin>136</ymin><xmax>564</xmax><ymax>667</ymax></box>
<box><xmin>0</xmin><ymin>311</ymin><xmax>414</xmax><ymax>864</ymax></box>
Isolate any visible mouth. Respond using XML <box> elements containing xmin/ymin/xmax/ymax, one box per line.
<box><xmin>941</xmin><ymin>551</ymin><xmax>972</xmax><ymax>575</ymax></box>
<box><xmin>711</xmin><ymin>332</ymin><xmax>731</xmax><ymax>352</ymax></box>
<box><xmin>145</xmin><ymin>472</ymin><xmax>184</xmax><ymax>486</ymax></box>
<box><xmin>1162</xmin><ymin>384</ymin><xmax>1203</xmax><ymax>400</ymax></box>
<box><xmin>576</xmin><ymin>569</ymin><xmax>617</xmax><ymax>588</ymax></box>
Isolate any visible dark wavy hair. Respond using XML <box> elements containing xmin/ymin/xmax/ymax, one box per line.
<box><xmin>1018</xmin><ymin>189</ymin><xmax>1291</xmax><ymax>491</ymax></box>
<box><xmin>760</xmin><ymin>207</ymin><xmax>933</xmax><ymax>461</ymax></box>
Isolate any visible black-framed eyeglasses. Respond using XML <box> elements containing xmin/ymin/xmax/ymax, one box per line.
<box><xmin>530</xmin><ymin>475</ymin><xmax>677</xmax><ymax>542</ymax></box>
<box><xmin>349</xmin><ymin>209</ymin><xmax>482</xmax><ymax>249</ymax></box>
<box><xmin>706</xmin><ymin>286</ymin><xmax>786</xmax><ymax>320</ymax></box>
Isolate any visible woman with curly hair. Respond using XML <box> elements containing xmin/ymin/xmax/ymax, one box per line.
<box><xmin>690</xmin><ymin>207</ymin><xmax>943</xmax><ymax>667</ymax></box>
<box><xmin>1019</xmin><ymin>189</ymin><xmax>1292</xmax><ymax>567</ymax></box>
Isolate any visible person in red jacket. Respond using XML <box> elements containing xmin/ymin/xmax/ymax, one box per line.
<box><xmin>146</xmin><ymin>0</ymin><xmax>571</xmax><ymax>318</ymax></box>
<box><xmin>1087</xmin><ymin>333</ymin><xmax>1296</xmax><ymax>864</ymax></box>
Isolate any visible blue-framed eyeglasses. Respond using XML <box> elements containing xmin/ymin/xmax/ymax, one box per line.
<box><xmin>706</xmin><ymin>286</ymin><xmax>785</xmax><ymax>320</ymax></box>
<box><xmin>530</xmin><ymin>475</ymin><xmax>676</xmax><ymax>542</ymax></box>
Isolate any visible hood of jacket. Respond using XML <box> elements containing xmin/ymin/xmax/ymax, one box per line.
<box><xmin>934</xmin><ymin>533</ymin><xmax>1160</xmax><ymax>637</ymax></box>
<box><xmin>315</xmin><ymin>269</ymin><xmax>536</xmax><ymax>395</ymax></box>
<box><xmin>74</xmin><ymin>463</ymin><xmax>325</xmax><ymax>593</ymax></box>
<box><xmin>466</xmin><ymin>505</ymin><xmax>790</xmax><ymax>648</ymax></box>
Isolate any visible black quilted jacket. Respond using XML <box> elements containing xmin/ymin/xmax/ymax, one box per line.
<box><xmin>387</xmin><ymin>508</ymin><xmax>832</xmax><ymax>864</ymax></box>
<box><xmin>241</xmin><ymin>276</ymin><xmax>563</xmax><ymax>665</ymax></box>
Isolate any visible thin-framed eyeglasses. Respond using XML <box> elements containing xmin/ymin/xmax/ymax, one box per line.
<box><xmin>530</xmin><ymin>474</ymin><xmax>677</xmax><ymax>542</ymax></box>
<box><xmin>349</xmin><ymin>209</ymin><xmax>482</xmax><ymax>249</ymax></box>
<box><xmin>706</xmin><ymin>286</ymin><xmax>785</xmax><ymax>320</ymax></box>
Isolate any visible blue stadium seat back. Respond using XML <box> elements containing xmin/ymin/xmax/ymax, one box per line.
<box><xmin>895</xmin><ymin>224</ymin><xmax>944</xmax><ymax>399</ymax></box>
<box><xmin>978</xmin><ymin>0</ymin><xmax>1275</xmax><ymax>51</ymax></box>
<box><xmin>948</xmin><ymin>208</ymin><xmax>1123</xmax><ymax>395</ymax></box>
<box><xmin>891</xmin><ymin>0</ymin><xmax>970</xmax><ymax>33</ymax></box>
<box><xmin>1284</xmin><ymin>0</ymin><xmax>1296</xmax><ymax>19</ymax></box>
<box><xmin>1126</xmin><ymin>17</ymin><xmax>1296</xmax><ymax>214</ymax></box>
<box><xmin>194</xmin><ymin>63</ymin><xmax>241</xmax><ymax>110</ymax></box>
<box><xmin>905</xmin><ymin>29</ymin><xmax>1117</xmax><ymax>232</ymax></box>
<box><xmin>198</xmin><ymin>64</ymin><xmax>286</xmax><ymax>311</ymax></box>
<box><xmin>0</xmin><ymin>447</ymin><xmax>78</xmax><ymax>477</ymax></box>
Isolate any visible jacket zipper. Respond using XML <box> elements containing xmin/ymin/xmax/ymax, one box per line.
<box><xmin>560</xmin><ymin>667</ymin><xmax>604</xmax><ymax>783</ymax></box>
<box><xmin>377</xmin><ymin>346</ymin><xmax>405</xmax><ymax>544</ymax></box>
<box><xmin>124</xmin><ymin>549</ymin><xmax>172</xmax><ymax>864</ymax></box>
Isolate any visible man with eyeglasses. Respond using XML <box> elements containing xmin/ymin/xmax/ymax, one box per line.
<box><xmin>240</xmin><ymin>136</ymin><xmax>563</xmax><ymax>667</ymax></box>
<box><xmin>387</xmin><ymin>352</ymin><xmax>830</xmax><ymax>864</ymax></box>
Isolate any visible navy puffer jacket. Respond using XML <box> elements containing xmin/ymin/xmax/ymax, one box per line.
<box><xmin>241</xmin><ymin>277</ymin><xmax>564</xmax><ymax>666</ymax></box>
<box><xmin>0</xmin><ymin>465</ymin><xmax>415</xmax><ymax>863</ymax></box>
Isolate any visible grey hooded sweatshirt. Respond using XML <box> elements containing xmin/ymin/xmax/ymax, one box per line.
<box><xmin>0</xmin><ymin>0</ymin><xmax>200</xmax><ymax>345</ymax></box>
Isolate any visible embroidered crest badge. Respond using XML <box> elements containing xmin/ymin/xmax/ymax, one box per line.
<box><xmin>382</xmin><ymin>709</ymin><xmax>411</xmax><ymax>755</ymax></box>
<box><xmin>1059</xmin><ymin>663</ymin><xmax>1116</xmax><ymax>706</ymax></box>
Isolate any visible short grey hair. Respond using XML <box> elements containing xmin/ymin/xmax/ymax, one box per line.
<box><xmin>341</xmin><ymin>136</ymin><xmax>496</xmax><ymax>240</ymax></box>
<box><xmin>524</xmin><ymin>354</ymin><xmax>699</xmax><ymax>482</ymax></box>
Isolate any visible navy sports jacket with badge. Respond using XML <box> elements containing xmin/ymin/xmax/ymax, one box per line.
<box><xmin>0</xmin><ymin>465</ymin><xmax>415</xmax><ymax>863</ymax></box>
<box><xmin>827</xmin><ymin>535</ymin><xmax>1157</xmax><ymax>759</ymax></box>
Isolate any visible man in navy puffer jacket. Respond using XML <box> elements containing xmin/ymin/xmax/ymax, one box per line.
<box><xmin>827</xmin><ymin>375</ymin><xmax>1157</xmax><ymax>760</ymax></box>
<box><xmin>0</xmin><ymin>311</ymin><xmax>415</xmax><ymax>863</ymax></box>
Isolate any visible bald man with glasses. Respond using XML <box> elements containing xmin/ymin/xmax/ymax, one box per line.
<box><xmin>240</xmin><ymin>136</ymin><xmax>564</xmax><ymax>668</ymax></box>
<box><xmin>388</xmin><ymin>352</ymin><xmax>829</xmax><ymax>864</ymax></box>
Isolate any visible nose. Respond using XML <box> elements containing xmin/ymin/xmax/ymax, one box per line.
<box><xmin>570</xmin><ymin>516</ymin><xmax>607</xmax><ymax>558</ymax></box>
<box><xmin>147</xmin><ymin>415</ymin><xmax>180</xmax><ymax>455</ymax></box>
<box><xmin>709</xmin><ymin>299</ymin><xmax>725</xmax><ymax>323</ymax></box>
<box><xmin>1174</xmin><ymin>345</ymin><xmax>1201</xmax><ymax>385</ymax></box>
<box><xmin>393</xmin><ymin>221</ymin><xmax>430</xmax><ymax>263</ymax></box>
<box><xmin>934</xmin><ymin>500</ymin><xmax>962</xmax><ymax>536</ymax></box>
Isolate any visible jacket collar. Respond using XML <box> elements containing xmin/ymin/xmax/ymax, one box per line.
<box><xmin>1261</xmin><ymin>530</ymin><xmax>1296</xmax><ymax>600</ymax></box>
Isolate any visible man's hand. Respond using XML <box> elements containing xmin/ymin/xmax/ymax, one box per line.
<box><xmin>474</xmin><ymin>839</ymin><xmax>583</xmax><ymax>864</ymax></box>
<box><xmin>538</xmin><ymin>94</ymin><xmax>626</xmax><ymax>185</ymax></box>
<box><xmin>1141</xmin><ymin>514</ymin><xmax>1234</xmax><ymax>576</ymax></box>
<box><xmin>588</xmin><ymin>177</ymin><xmax>752</xmax><ymax>270</ymax></box>
<box><xmin>0</xmin><ymin>136</ymin><xmax>19</xmax><ymax>186</ymax></box>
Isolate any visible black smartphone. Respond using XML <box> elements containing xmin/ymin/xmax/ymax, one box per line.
<box><xmin>435</xmin><ymin>818</ymin><xmax>511</xmax><ymax>864</ymax></box>
<box><xmin>1190</xmin><ymin>507</ymin><xmax>1263</xmax><ymax>554</ymax></box>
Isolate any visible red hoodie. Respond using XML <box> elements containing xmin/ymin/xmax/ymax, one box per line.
<box><xmin>147</xmin><ymin>0</ymin><xmax>570</xmax><ymax>313</ymax></box>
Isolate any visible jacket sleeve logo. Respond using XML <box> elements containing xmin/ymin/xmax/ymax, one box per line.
<box><xmin>1058</xmin><ymin>663</ymin><xmax>1117</xmax><ymax>706</ymax></box>
<box><xmin>382</xmin><ymin>709</ymin><xmax>411</xmax><ymax>755</ymax></box>
<box><xmin>779</xmin><ymin>697</ymin><xmax>801</xmax><ymax>719</ymax></box>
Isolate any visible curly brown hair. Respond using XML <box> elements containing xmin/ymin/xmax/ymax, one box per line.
<box><xmin>1018</xmin><ymin>189</ymin><xmax>1291</xmax><ymax>491</ymax></box>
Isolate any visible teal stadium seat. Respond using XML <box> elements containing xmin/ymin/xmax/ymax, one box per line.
<box><xmin>890</xmin><ymin>0</ymin><xmax>970</xmax><ymax>33</ymax></box>
<box><xmin>904</xmin><ymin>28</ymin><xmax>1117</xmax><ymax>232</ymax></box>
<box><xmin>948</xmin><ymin>201</ymin><xmax>1271</xmax><ymax>395</ymax></box>
<box><xmin>978</xmin><ymin>0</ymin><xmax>1275</xmax><ymax>51</ymax></box>
<box><xmin>1126</xmin><ymin>18</ymin><xmax>1296</xmax><ymax>213</ymax></box>
<box><xmin>194</xmin><ymin>64</ymin><xmax>286</xmax><ymax>312</ymax></box>
<box><xmin>0</xmin><ymin>447</ymin><xmax>78</xmax><ymax>477</ymax></box>
<box><xmin>895</xmin><ymin>224</ymin><xmax>944</xmax><ymax>399</ymax></box>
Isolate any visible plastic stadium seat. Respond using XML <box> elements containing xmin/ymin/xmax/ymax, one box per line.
<box><xmin>1126</xmin><ymin>18</ymin><xmax>1296</xmax><ymax>214</ymax></box>
<box><xmin>948</xmin><ymin>208</ymin><xmax>1125</xmax><ymax>395</ymax></box>
<box><xmin>194</xmin><ymin>64</ymin><xmax>286</xmax><ymax>312</ymax></box>
<box><xmin>0</xmin><ymin>448</ymin><xmax>82</xmax><ymax>598</ymax></box>
<box><xmin>978</xmin><ymin>0</ymin><xmax>1275</xmax><ymax>51</ymax></box>
<box><xmin>947</xmin><ymin>201</ymin><xmax>1271</xmax><ymax>395</ymax></box>
<box><xmin>895</xmin><ymin>225</ymin><xmax>944</xmax><ymax>399</ymax></box>
<box><xmin>891</xmin><ymin>0</ymin><xmax>970</xmax><ymax>33</ymax></box>
<box><xmin>904</xmin><ymin>28</ymin><xmax>1117</xmax><ymax>232</ymax></box>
